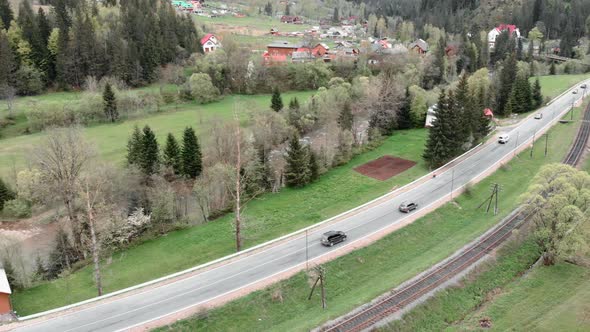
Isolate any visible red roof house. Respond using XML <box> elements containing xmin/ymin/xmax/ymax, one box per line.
<box><xmin>201</xmin><ymin>34</ymin><xmax>221</xmax><ymax>53</ymax></box>
<box><xmin>0</xmin><ymin>268</ymin><xmax>11</xmax><ymax>315</ymax></box>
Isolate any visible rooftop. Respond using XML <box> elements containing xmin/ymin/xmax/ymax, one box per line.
<box><xmin>267</xmin><ymin>41</ymin><xmax>303</xmax><ymax>49</ymax></box>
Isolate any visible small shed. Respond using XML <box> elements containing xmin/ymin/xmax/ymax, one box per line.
<box><xmin>0</xmin><ymin>268</ymin><xmax>12</xmax><ymax>315</ymax></box>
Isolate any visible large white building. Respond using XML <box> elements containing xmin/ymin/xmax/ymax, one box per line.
<box><xmin>488</xmin><ymin>24</ymin><xmax>521</xmax><ymax>50</ymax></box>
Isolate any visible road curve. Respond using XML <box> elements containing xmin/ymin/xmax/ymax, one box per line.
<box><xmin>8</xmin><ymin>80</ymin><xmax>590</xmax><ymax>332</ymax></box>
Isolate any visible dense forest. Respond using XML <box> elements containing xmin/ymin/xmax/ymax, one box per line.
<box><xmin>0</xmin><ymin>0</ymin><xmax>199</xmax><ymax>94</ymax></box>
<box><xmin>353</xmin><ymin>0</ymin><xmax>590</xmax><ymax>42</ymax></box>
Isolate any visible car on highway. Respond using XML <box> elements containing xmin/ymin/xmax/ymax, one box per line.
<box><xmin>534</xmin><ymin>113</ymin><xmax>543</xmax><ymax>119</ymax></box>
<box><xmin>399</xmin><ymin>202</ymin><xmax>418</xmax><ymax>213</ymax></box>
<box><xmin>573</xmin><ymin>89</ymin><xmax>578</xmax><ymax>94</ymax></box>
<box><xmin>498</xmin><ymin>134</ymin><xmax>510</xmax><ymax>144</ymax></box>
<box><xmin>581</xmin><ymin>84</ymin><xmax>587</xmax><ymax>89</ymax></box>
<box><xmin>321</xmin><ymin>231</ymin><xmax>347</xmax><ymax>246</ymax></box>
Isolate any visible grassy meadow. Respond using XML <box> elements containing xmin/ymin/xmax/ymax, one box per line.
<box><xmin>0</xmin><ymin>90</ymin><xmax>314</xmax><ymax>179</ymax></box>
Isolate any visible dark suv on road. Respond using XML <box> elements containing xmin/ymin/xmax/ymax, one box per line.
<box><xmin>321</xmin><ymin>231</ymin><xmax>347</xmax><ymax>247</ymax></box>
<box><xmin>399</xmin><ymin>202</ymin><xmax>418</xmax><ymax>213</ymax></box>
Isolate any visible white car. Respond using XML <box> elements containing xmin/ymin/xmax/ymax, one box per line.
<box><xmin>534</xmin><ymin>113</ymin><xmax>543</xmax><ymax>120</ymax></box>
<box><xmin>498</xmin><ymin>134</ymin><xmax>510</xmax><ymax>144</ymax></box>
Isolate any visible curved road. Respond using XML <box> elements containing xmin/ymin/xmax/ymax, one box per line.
<box><xmin>11</xmin><ymin>80</ymin><xmax>589</xmax><ymax>332</ymax></box>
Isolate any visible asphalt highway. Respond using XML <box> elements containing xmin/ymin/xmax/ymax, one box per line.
<box><xmin>12</xmin><ymin>80</ymin><xmax>589</xmax><ymax>332</ymax></box>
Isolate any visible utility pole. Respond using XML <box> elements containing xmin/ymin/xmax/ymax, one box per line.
<box><xmin>544</xmin><ymin>133</ymin><xmax>549</xmax><ymax>157</ymax></box>
<box><xmin>450</xmin><ymin>169</ymin><xmax>455</xmax><ymax>200</ymax></box>
<box><xmin>530</xmin><ymin>131</ymin><xmax>536</xmax><ymax>158</ymax></box>
<box><xmin>477</xmin><ymin>183</ymin><xmax>500</xmax><ymax>215</ymax></box>
<box><xmin>305</xmin><ymin>229</ymin><xmax>309</xmax><ymax>271</ymax></box>
<box><xmin>513</xmin><ymin>131</ymin><xmax>519</xmax><ymax>157</ymax></box>
<box><xmin>308</xmin><ymin>265</ymin><xmax>327</xmax><ymax>309</ymax></box>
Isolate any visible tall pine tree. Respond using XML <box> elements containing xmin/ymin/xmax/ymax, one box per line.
<box><xmin>163</xmin><ymin>133</ymin><xmax>182</xmax><ymax>174</ymax></box>
<box><xmin>139</xmin><ymin>125</ymin><xmax>159</xmax><ymax>175</ymax></box>
<box><xmin>285</xmin><ymin>135</ymin><xmax>310</xmax><ymax>187</ymax></box>
<box><xmin>127</xmin><ymin>125</ymin><xmax>143</xmax><ymax>166</ymax></box>
<box><xmin>532</xmin><ymin>77</ymin><xmax>543</xmax><ymax>108</ymax></box>
<box><xmin>0</xmin><ymin>0</ymin><xmax>13</xmax><ymax>29</ymax></box>
<box><xmin>496</xmin><ymin>53</ymin><xmax>517</xmax><ymax>116</ymax></box>
<box><xmin>103</xmin><ymin>83</ymin><xmax>118</xmax><ymax>122</ymax></box>
<box><xmin>397</xmin><ymin>87</ymin><xmax>413</xmax><ymax>130</ymax></box>
<box><xmin>423</xmin><ymin>90</ymin><xmax>455</xmax><ymax>168</ymax></box>
<box><xmin>181</xmin><ymin>127</ymin><xmax>202</xmax><ymax>179</ymax></box>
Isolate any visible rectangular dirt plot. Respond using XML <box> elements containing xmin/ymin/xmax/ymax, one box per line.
<box><xmin>354</xmin><ymin>156</ymin><xmax>417</xmax><ymax>181</ymax></box>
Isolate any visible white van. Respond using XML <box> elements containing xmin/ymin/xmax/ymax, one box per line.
<box><xmin>498</xmin><ymin>134</ymin><xmax>510</xmax><ymax>144</ymax></box>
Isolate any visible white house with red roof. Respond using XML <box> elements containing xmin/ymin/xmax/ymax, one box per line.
<box><xmin>488</xmin><ymin>24</ymin><xmax>521</xmax><ymax>50</ymax></box>
<box><xmin>201</xmin><ymin>33</ymin><xmax>221</xmax><ymax>53</ymax></box>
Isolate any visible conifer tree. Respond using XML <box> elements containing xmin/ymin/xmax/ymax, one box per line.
<box><xmin>163</xmin><ymin>133</ymin><xmax>182</xmax><ymax>174</ymax></box>
<box><xmin>127</xmin><ymin>125</ymin><xmax>143</xmax><ymax>166</ymax></box>
<box><xmin>338</xmin><ymin>101</ymin><xmax>354</xmax><ymax>131</ymax></box>
<box><xmin>496</xmin><ymin>53</ymin><xmax>517</xmax><ymax>116</ymax></box>
<box><xmin>423</xmin><ymin>90</ymin><xmax>455</xmax><ymax>168</ymax></box>
<box><xmin>181</xmin><ymin>127</ymin><xmax>202</xmax><ymax>179</ymax></box>
<box><xmin>0</xmin><ymin>0</ymin><xmax>13</xmax><ymax>29</ymax></box>
<box><xmin>103</xmin><ymin>83</ymin><xmax>118</xmax><ymax>122</ymax></box>
<box><xmin>288</xmin><ymin>97</ymin><xmax>300</xmax><ymax>110</ymax></box>
<box><xmin>397</xmin><ymin>87</ymin><xmax>413</xmax><ymax>130</ymax></box>
<box><xmin>309</xmin><ymin>148</ymin><xmax>320</xmax><ymax>182</ymax></box>
<box><xmin>549</xmin><ymin>61</ymin><xmax>556</xmax><ymax>75</ymax></box>
<box><xmin>139</xmin><ymin>125</ymin><xmax>159</xmax><ymax>175</ymax></box>
<box><xmin>474</xmin><ymin>85</ymin><xmax>491</xmax><ymax>142</ymax></box>
<box><xmin>271</xmin><ymin>87</ymin><xmax>283</xmax><ymax>112</ymax></box>
<box><xmin>285</xmin><ymin>135</ymin><xmax>310</xmax><ymax>187</ymax></box>
<box><xmin>0</xmin><ymin>177</ymin><xmax>15</xmax><ymax>211</ymax></box>
<box><xmin>532</xmin><ymin>77</ymin><xmax>543</xmax><ymax>108</ymax></box>
<box><xmin>433</xmin><ymin>36</ymin><xmax>447</xmax><ymax>85</ymax></box>
<box><xmin>507</xmin><ymin>74</ymin><xmax>534</xmax><ymax>114</ymax></box>
<box><xmin>0</xmin><ymin>30</ymin><xmax>16</xmax><ymax>87</ymax></box>
<box><xmin>454</xmin><ymin>73</ymin><xmax>471</xmax><ymax>146</ymax></box>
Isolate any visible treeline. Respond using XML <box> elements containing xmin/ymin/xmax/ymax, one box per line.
<box><xmin>352</xmin><ymin>0</ymin><xmax>590</xmax><ymax>45</ymax></box>
<box><xmin>0</xmin><ymin>0</ymin><xmax>199</xmax><ymax>95</ymax></box>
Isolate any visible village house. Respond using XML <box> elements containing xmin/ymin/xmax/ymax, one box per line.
<box><xmin>281</xmin><ymin>15</ymin><xmax>303</xmax><ymax>24</ymax></box>
<box><xmin>200</xmin><ymin>34</ymin><xmax>221</xmax><ymax>53</ymax></box>
<box><xmin>0</xmin><ymin>268</ymin><xmax>11</xmax><ymax>316</ymax></box>
<box><xmin>487</xmin><ymin>24</ymin><xmax>521</xmax><ymax>50</ymax></box>
<box><xmin>409</xmin><ymin>39</ymin><xmax>429</xmax><ymax>55</ymax></box>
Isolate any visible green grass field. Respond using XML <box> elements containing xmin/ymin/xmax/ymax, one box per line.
<box><xmin>536</xmin><ymin>74</ymin><xmax>590</xmax><ymax>100</ymax></box>
<box><xmin>453</xmin><ymin>263</ymin><xmax>590</xmax><ymax>332</ymax></box>
<box><xmin>0</xmin><ymin>91</ymin><xmax>314</xmax><ymax>179</ymax></box>
<box><xmin>11</xmin><ymin>129</ymin><xmax>429</xmax><ymax>315</ymax></box>
<box><xmin>153</xmin><ymin>100</ymin><xmax>588</xmax><ymax>331</ymax></box>
<box><xmin>194</xmin><ymin>15</ymin><xmax>313</xmax><ymax>34</ymax></box>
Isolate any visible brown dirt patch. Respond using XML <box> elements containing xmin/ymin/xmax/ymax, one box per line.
<box><xmin>354</xmin><ymin>156</ymin><xmax>416</xmax><ymax>181</ymax></box>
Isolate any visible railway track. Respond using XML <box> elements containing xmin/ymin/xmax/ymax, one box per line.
<box><xmin>563</xmin><ymin>102</ymin><xmax>590</xmax><ymax>166</ymax></box>
<box><xmin>322</xmin><ymin>101</ymin><xmax>590</xmax><ymax>332</ymax></box>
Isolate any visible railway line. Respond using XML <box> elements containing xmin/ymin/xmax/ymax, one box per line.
<box><xmin>322</xmin><ymin>101</ymin><xmax>590</xmax><ymax>332</ymax></box>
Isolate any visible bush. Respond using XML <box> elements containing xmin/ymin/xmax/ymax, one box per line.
<box><xmin>3</xmin><ymin>199</ymin><xmax>32</xmax><ymax>218</ymax></box>
<box><xmin>188</xmin><ymin>73</ymin><xmax>220</xmax><ymax>104</ymax></box>
<box><xmin>15</xmin><ymin>65</ymin><xmax>45</xmax><ymax>96</ymax></box>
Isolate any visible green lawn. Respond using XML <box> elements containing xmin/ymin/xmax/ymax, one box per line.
<box><xmin>154</xmin><ymin>101</ymin><xmax>588</xmax><ymax>331</ymax></box>
<box><xmin>0</xmin><ymin>91</ymin><xmax>314</xmax><ymax>179</ymax></box>
<box><xmin>454</xmin><ymin>263</ymin><xmax>590</xmax><ymax>332</ymax></box>
<box><xmin>536</xmin><ymin>74</ymin><xmax>590</xmax><ymax>100</ymax></box>
<box><xmin>11</xmin><ymin>129</ymin><xmax>429</xmax><ymax>315</ymax></box>
<box><xmin>195</xmin><ymin>15</ymin><xmax>312</xmax><ymax>34</ymax></box>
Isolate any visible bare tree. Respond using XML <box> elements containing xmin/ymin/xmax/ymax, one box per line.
<box><xmin>78</xmin><ymin>165</ymin><xmax>117</xmax><ymax>296</ymax></box>
<box><xmin>33</xmin><ymin>127</ymin><xmax>94</xmax><ymax>253</ymax></box>
<box><xmin>0</xmin><ymin>85</ymin><xmax>16</xmax><ymax>118</ymax></box>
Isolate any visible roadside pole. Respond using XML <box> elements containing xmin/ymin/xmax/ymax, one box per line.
<box><xmin>305</xmin><ymin>229</ymin><xmax>309</xmax><ymax>271</ymax></box>
<box><xmin>544</xmin><ymin>133</ymin><xmax>549</xmax><ymax>157</ymax></box>
<box><xmin>450</xmin><ymin>169</ymin><xmax>455</xmax><ymax>200</ymax></box>
<box><xmin>530</xmin><ymin>131</ymin><xmax>536</xmax><ymax>158</ymax></box>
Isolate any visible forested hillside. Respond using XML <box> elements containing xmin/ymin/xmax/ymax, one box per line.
<box><xmin>0</xmin><ymin>0</ymin><xmax>199</xmax><ymax>94</ymax></box>
<box><xmin>353</xmin><ymin>0</ymin><xmax>590</xmax><ymax>42</ymax></box>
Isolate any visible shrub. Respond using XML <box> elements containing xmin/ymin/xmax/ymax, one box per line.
<box><xmin>15</xmin><ymin>65</ymin><xmax>44</xmax><ymax>96</ymax></box>
<box><xmin>188</xmin><ymin>73</ymin><xmax>220</xmax><ymax>104</ymax></box>
<box><xmin>3</xmin><ymin>199</ymin><xmax>32</xmax><ymax>218</ymax></box>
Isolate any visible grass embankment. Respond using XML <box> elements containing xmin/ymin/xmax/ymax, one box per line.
<box><xmin>11</xmin><ymin>129</ymin><xmax>429</xmax><ymax>315</ymax></box>
<box><xmin>154</xmin><ymin>103</ymin><xmax>588</xmax><ymax>331</ymax></box>
<box><xmin>536</xmin><ymin>74</ymin><xmax>590</xmax><ymax>99</ymax></box>
<box><xmin>452</xmin><ymin>263</ymin><xmax>590</xmax><ymax>332</ymax></box>
<box><xmin>0</xmin><ymin>91</ymin><xmax>314</xmax><ymax>178</ymax></box>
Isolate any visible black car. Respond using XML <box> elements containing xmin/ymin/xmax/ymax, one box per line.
<box><xmin>321</xmin><ymin>231</ymin><xmax>347</xmax><ymax>247</ymax></box>
<box><xmin>399</xmin><ymin>202</ymin><xmax>418</xmax><ymax>213</ymax></box>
